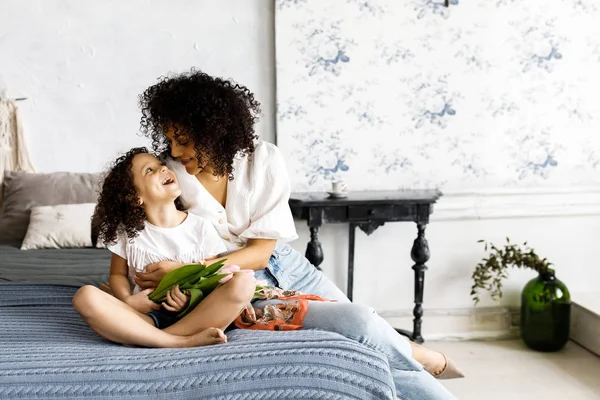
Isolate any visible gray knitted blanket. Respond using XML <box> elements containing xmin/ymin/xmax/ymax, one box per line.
<box><xmin>0</xmin><ymin>284</ymin><xmax>395</xmax><ymax>399</ymax></box>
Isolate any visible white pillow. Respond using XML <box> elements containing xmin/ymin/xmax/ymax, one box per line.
<box><xmin>20</xmin><ymin>203</ymin><xmax>96</xmax><ymax>250</ymax></box>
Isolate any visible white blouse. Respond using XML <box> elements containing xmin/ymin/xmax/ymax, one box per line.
<box><xmin>108</xmin><ymin>212</ymin><xmax>227</xmax><ymax>293</ymax></box>
<box><xmin>167</xmin><ymin>141</ymin><xmax>298</xmax><ymax>253</ymax></box>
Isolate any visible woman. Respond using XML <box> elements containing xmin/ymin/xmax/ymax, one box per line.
<box><xmin>134</xmin><ymin>69</ymin><xmax>462</xmax><ymax>386</ymax></box>
<box><xmin>136</xmin><ymin>69</ymin><xmax>347</xmax><ymax>302</ymax></box>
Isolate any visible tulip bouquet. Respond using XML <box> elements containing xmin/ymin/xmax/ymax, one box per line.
<box><xmin>148</xmin><ymin>260</ymin><xmax>265</xmax><ymax>317</ymax></box>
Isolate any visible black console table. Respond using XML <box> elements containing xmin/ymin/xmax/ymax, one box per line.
<box><xmin>289</xmin><ymin>190</ymin><xmax>442</xmax><ymax>344</ymax></box>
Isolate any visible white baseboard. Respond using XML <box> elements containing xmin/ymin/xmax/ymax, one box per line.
<box><xmin>378</xmin><ymin>306</ymin><xmax>521</xmax><ymax>341</ymax></box>
<box><xmin>385</xmin><ymin>298</ymin><xmax>600</xmax><ymax>347</ymax></box>
<box><xmin>433</xmin><ymin>186</ymin><xmax>600</xmax><ymax>221</ymax></box>
<box><xmin>570</xmin><ymin>293</ymin><xmax>600</xmax><ymax>356</ymax></box>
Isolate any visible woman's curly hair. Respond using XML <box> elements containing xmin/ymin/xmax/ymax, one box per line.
<box><xmin>93</xmin><ymin>147</ymin><xmax>183</xmax><ymax>246</ymax></box>
<box><xmin>139</xmin><ymin>68</ymin><xmax>261</xmax><ymax>179</ymax></box>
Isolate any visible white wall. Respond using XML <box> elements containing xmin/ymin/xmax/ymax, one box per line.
<box><xmin>2</xmin><ymin>0</ymin><xmax>597</xmax><ymax>339</ymax></box>
<box><xmin>0</xmin><ymin>0</ymin><xmax>275</xmax><ymax>172</ymax></box>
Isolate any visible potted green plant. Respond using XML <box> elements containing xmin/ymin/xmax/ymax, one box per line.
<box><xmin>471</xmin><ymin>238</ymin><xmax>571</xmax><ymax>351</ymax></box>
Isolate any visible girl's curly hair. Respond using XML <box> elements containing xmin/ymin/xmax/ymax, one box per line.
<box><xmin>139</xmin><ymin>68</ymin><xmax>261</xmax><ymax>179</ymax></box>
<box><xmin>93</xmin><ymin>147</ymin><xmax>183</xmax><ymax>246</ymax></box>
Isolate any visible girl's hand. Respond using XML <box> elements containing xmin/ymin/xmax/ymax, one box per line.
<box><xmin>135</xmin><ymin>261</ymin><xmax>184</xmax><ymax>289</ymax></box>
<box><xmin>162</xmin><ymin>285</ymin><xmax>190</xmax><ymax>312</ymax></box>
<box><xmin>125</xmin><ymin>289</ymin><xmax>160</xmax><ymax>313</ymax></box>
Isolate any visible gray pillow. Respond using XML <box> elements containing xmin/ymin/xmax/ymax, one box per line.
<box><xmin>0</xmin><ymin>171</ymin><xmax>102</xmax><ymax>242</ymax></box>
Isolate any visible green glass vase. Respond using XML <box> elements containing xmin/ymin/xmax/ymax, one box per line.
<box><xmin>520</xmin><ymin>269</ymin><xmax>570</xmax><ymax>352</ymax></box>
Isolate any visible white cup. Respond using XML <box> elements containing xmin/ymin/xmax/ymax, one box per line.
<box><xmin>331</xmin><ymin>180</ymin><xmax>348</xmax><ymax>194</ymax></box>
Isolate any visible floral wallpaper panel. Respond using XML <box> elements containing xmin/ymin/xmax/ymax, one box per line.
<box><xmin>275</xmin><ymin>0</ymin><xmax>600</xmax><ymax>192</ymax></box>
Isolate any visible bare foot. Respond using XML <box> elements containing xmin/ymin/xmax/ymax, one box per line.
<box><xmin>179</xmin><ymin>327</ymin><xmax>227</xmax><ymax>348</ymax></box>
<box><xmin>410</xmin><ymin>342</ymin><xmax>447</xmax><ymax>376</ymax></box>
<box><xmin>121</xmin><ymin>328</ymin><xmax>227</xmax><ymax>348</ymax></box>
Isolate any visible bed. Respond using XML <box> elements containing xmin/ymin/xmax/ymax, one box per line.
<box><xmin>0</xmin><ymin>241</ymin><xmax>396</xmax><ymax>400</ymax></box>
<box><xmin>0</xmin><ymin>171</ymin><xmax>396</xmax><ymax>399</ymax></box>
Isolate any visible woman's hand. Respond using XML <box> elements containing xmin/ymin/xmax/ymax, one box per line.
<box><xmin>162</xmin><ymin>285</ymin><xmax>190</xmax><ymax>312</ymax></box>
<box><xmin>217</xmin><ymin>265</ymin><xmax>255</xmax><ymax>285</ymax></box>
<box><xmin>200</xmin><ymin>239</ymin><xmax>276</xmax><ymax>271</ymax></box>
<box><xmin>125</xmin><ymin>288</ymin><xmax>160</xmax><ymax>313</ymax></box>
<box><xmin>135</xmin><ymin>261</ymin><xmax>184</xmax><ymax>289</ymax></box>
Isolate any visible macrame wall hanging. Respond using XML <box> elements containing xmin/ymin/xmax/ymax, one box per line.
<box><xmin>0</xmin><ymin>97</ymin><xmax>36</xmax><ymax>206</ymax></box>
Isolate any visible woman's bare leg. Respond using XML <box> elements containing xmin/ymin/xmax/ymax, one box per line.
<box><xmin>411</xmin><ymin>342</ymin><xmax>448</xmax><ymax>375</ymax></box>
<box><xmin>72</xmin><ymin>285</ymin><xmax>225</xmax><ymax>347</ymax></box>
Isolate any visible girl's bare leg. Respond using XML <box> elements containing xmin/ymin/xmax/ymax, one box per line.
<box><xmin>72</xmin><ymin>285</ymin><xmax>225</xmax><ymax>348</ymax></box>
<box><xmin>164</xmin><ymin>272</ymin><xmax>256</xmax><ymax>335</ymax></box>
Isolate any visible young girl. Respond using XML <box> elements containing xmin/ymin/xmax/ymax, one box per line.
<box><xmin>72</xmin><ymin>147</ymin><xmax>257</xmax><ymax>348</ymax></box>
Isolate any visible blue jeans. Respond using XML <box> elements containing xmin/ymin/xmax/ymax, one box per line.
<box><xmin>253</xmin><ymin>300</ymin><xmax>457</xmax><ymax>400</ymax></box>
<box><xmin>254</xmin><ymin>242</ymin><xmax>456</xmax><ymax>399</ymax></box>
<box><xmin>254</xmin><ymin>241</ymin><xmax>350</xmax><ymax>302</ymax></box>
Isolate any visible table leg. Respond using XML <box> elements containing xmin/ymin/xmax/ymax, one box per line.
<box><xmin>347</xmin><ymin>223</ymin><xmax>357</xmax><ymax>301</ymax></box>
<box><xmin>305</xmin><ymin>226</ymin><xmax>324</xmax><ymax>271</ymax></box>
<box><xmin>410</xmin><ymin>222</ymin><xmax>430</xmax><ymax>344</ymax></box>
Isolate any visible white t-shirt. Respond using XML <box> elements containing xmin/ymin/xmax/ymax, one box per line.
<box><xmin>108</xmin><ymin>212</ymin><xmax>227</xmax><ymax>294</ymax></box>
<box><xmin>167</xmin><ymin>141</ymin><xmax>298</xmax><ymax>253</ymax></box>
